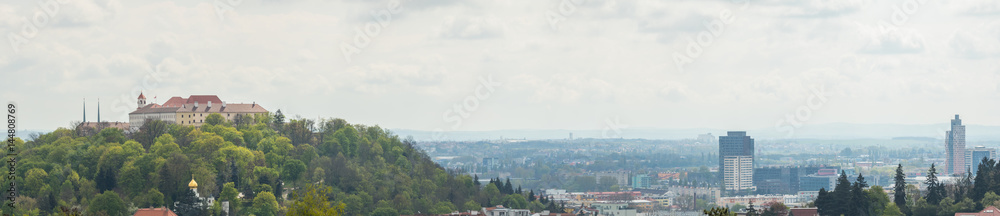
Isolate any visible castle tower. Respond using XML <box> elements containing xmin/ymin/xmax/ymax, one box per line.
<box><xmin>138</xmin><ymin>92</ymin><xmax>147</xmax><ymax>109</ymax></box>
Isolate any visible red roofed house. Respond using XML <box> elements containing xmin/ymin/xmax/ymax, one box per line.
<box><xmin>133</xmin><ymin>207</ymin><xmax>177</xmax><ymax>216</ymax></box>
<box><xmin>955</xmin><ymin>206</ymin><xmax>1000</xmax><ymax>216</ymax></box>
<box><xmin>787</xmin><ymin>208</ymin><xmax>818</xmax><ymax>216</ymax></box>
<box><xmin>129</xmin><ymin>93</ymin><xmax>268</xmax><ymax>129</ymax></box>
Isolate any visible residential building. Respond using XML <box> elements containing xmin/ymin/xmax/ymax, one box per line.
<box><xmin>716</xmin><ymin>195</ymin><xmax>794</xmax><ymax>208</ymax></box>
<box><xmin>596</xmin><ymin>171</ymin><xmax>630</xmax><ymax>187</ymax></box>
<box><xmin>719</xmin><ymin>131</ymin><xmax>754</xmax><ymax>182</ymax></box>
<box><xmin>482</xmin><ymin>206</ymin><xmax>531</xmax><ymax>216</ymax></box>
<box><xmin>133</xmin><ymin>208</ymin><xmax>178</xmax><ymax>216</ymax></box>
<box><xmin>723</xmin><ymin>156</ymin><xmax>755</xmax><ymax>192</ymax></box>
<box><xmin>591</xmin><ymin>203</ymin><xmax>636</xmax><ymax>216</ymax></box>
<box><xmin>631</xmin><ymin>174</ymin><xmax>652</xmax><ymax>189</ymax></box>
<box><xmin>968</xmin><ymin>146</ymin><xmax>998</xmax><ymax>174</ymax></box>
<box><xmin>128</xmin><ymin>94</ymin><xmax>268</xmax><ymax>129</ymax></box>
<box><xmin>953</xmin><ymin>206</ymin><xmax>1000</xmax><ymax>216</ymax></box>
<box><xmin>946</xmin><ymin>115</ymin><xmax>966</xmax><ymax>175</ymax></box>
<box><xmin>788</xmin><ymin>208</ymin><xmax>819</xmax><ymax>216</ymax></box>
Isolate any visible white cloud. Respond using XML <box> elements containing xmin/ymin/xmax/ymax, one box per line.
<box><xmin>3</xmin><ymin>0</ymin><xmax>1000</xmax><ymax>131</ymax></box>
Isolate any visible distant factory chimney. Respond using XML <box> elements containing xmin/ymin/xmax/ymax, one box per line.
<box><xmin>83</xmin><ymin>98</ymin><xmax>86</xmax><ymax>123</ymax></box>
<box><xmin>97</xmin><ymin>98</ymin><xmax>101</xmax><ymax>123</ymax></box>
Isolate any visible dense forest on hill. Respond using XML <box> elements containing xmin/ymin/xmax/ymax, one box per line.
<box><xmin>2</xmin><ymin>112</ymin><xmax>564</xmax><ymax>216</ymax></box>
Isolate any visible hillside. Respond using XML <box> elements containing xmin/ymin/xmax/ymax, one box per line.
<box><xmin>1</xmin><ymin>112</ymin><xmax>559</xmax><ymax>216</ymax></box>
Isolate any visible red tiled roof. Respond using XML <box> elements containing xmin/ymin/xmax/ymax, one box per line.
<box><xmin>175</xmin><ymin>103</ymin><xmax>267</xmax><ymax>113</ymax></box>
<box><xmin>955</xmin><ymin>206</ymin><xmax>1000</xmax><ymax>216</ymax></box>
<box><xmin>138</xmin><ymin>93</ymin><xmax>146</xmax><ymax>99</ymax></box>
<box><xmin>130</xmin><ymin>95</ymin><xmax>267</xmax><ymax>114</ymax></box>
<box><xmin>161</xmin><ymin>97</ymin><xmax>186</xmax><ymax>107</ymax></box>
<box><xmin>133</xmin><ymin>208</ymin><xmax>177</xmax><ymax>216</ymax></box>
<box><xmin>186</xmin><ymin>95</ymin><xmax>223</xmax><ymax>105</ymax></box>
<box><xmin>788</xmin><ymin>208</ymin><xmax>818</xmax><ymax>216</ymax></box>
<box><xmin>159</xmin><ymin>95</ymin><xmax>223</xmax><ymax>108</ymax></box>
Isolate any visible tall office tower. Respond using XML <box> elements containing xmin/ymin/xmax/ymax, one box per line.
<box><xmin>946</xmin><ymin>115</ymin><xmax>966</xmax><ymax>175</ymax></box>
<box><xmin>719</xmin><ymin>131</ymin><xmax>754</xmax><ymax>183</ymax></box>
<box><xmin>723</xmin><ymin>156</ymin><xmax>755</xmax><ymax>191</ymax></box>
<box><xmin>967</xmin><ymin>146</ymin><xmax>997</xmax><ymax>174</ymax></box>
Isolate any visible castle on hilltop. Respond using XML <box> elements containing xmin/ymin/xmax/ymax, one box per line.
<box><xmin>128</xmin><ymin>93</ymin><xmax>268</xmax><ymax>130</ymax></box>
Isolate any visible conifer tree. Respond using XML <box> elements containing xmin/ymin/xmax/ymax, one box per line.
<box><xmin>893</xmin><ymin>164</ymin><xmax>908</xmax><ymax>214</ymax></box>
<box><xmin>925</xmin><ymin>163</ymin><xmax>945</xmax><ymax>205</ymax></box>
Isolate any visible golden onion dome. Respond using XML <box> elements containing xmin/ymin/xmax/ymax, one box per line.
<box><xmin>188</xmin><ymin>175</ymin><xmax>198</xmax><ymax>189</ymax></box>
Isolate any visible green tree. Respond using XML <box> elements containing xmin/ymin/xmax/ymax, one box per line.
<box><xmin>501</xmin><ymin>194</ymin><xmax>528</xmax><ymax>209</ymax></box>
<box><xmin>287</xmin><ymin>184</ymin><xmax>345</xmax><ymax>216</ymax></box>
<box><xmin>893</xmin><ymin>164</ymin><xmax>908</xmax><ymax>215</ymax></box>
<box><xmin>430</xmin><ymin>201</ymin><xmax>456</xmax><ymax>214</ymax></box>
<box><xmin>24</xmin><ymin>168</ymin><xmax>48</xmax><ymax>196</ymax></box>
<box><xmin>829</xmin><ymin>170</ymin><xmax>852</xmax><ymax>216</ymax></box>
<box><xmin>464</xmin><ymin>200</ymin><xmax>482</xmax><ymax>211</ymax></box>
<box><xmin>221</xmin><ymin>182</ymin><xmax>239</xmax><ymax>202</ymax></box>
<box><xmin>866</xmin><ymin>186</ymin><xmax>889</xmax><ymax>216</ymax></box>
<box><xmin>814</xmin><ymin>188</ymin><xmax>834</xmax><ymax>216</ymax></box>
<box><xmin>972</xmin><ymin>158</ymin><xmax>997</xmax><ymax>202</ymax></box>
<box><xmin>283</xmin><ymin>159</ymin><xmax>307</xmax><ymax>187</ymax></box>
<box><xmin>253</xmin><ymin>191</ymin><xmax>280</xmax><ymax>216</ymax></box>
<box><xmin>850</xmin><ymin>174</ymin><xmax>871</xmax><ymax>216</ymax></box>
<box><xmin>925</xmin><ymin>163</ymin><xmax>945</xmax><ymax>205</ymax></box>
<box><xmin>372</xmin><ymin>207</ymin><xmax>398</xmax><ymax>216</ymax></box>
<box><xmin>982</xmin><ymin>192</ymin><xmax>1000</xmax><ymax>209</ymax></box>
<box><xmin>205</xmin><ymin>113</ymin><xmax>226</xmax><ymax>126</ymax></box>
<box><xmin>135</xmin><ymin>188</ymin><xmax>165</xmax><ymax>208</ymax></box>
<box><xmin>87</xmin><ymin>191</ymin><xmax>127</xmax><ymax>216</ymax></box>
<box><xmin>703</xmin><ymin>207</ymin><xmax>734</xmax><ymax>216</ymax></box>
<box><xmin>118</xmin><ymin>162</ymin><xmax>144</xmax><ymax>196</ymax></box>
<box><xmin>883</xmin><ymin>202</ymin><xmax>904</xmax><ymax>216</ymax></box>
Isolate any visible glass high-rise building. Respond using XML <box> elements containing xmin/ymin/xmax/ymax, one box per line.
<box><xmin>967</xmin><ymin>146</ymin><xmax>997</xmax><ymax>174</ymax></box>
<box><xmin>946</xmin><ymin>115</ymin><xmax>966</xmax><ymax>175</ymax></box>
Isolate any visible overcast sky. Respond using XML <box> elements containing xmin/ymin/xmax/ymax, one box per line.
<box><xmin>2</xmin><ymin>0</ymin><xmax>1000</xmax><ymax>135</ymax></box>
